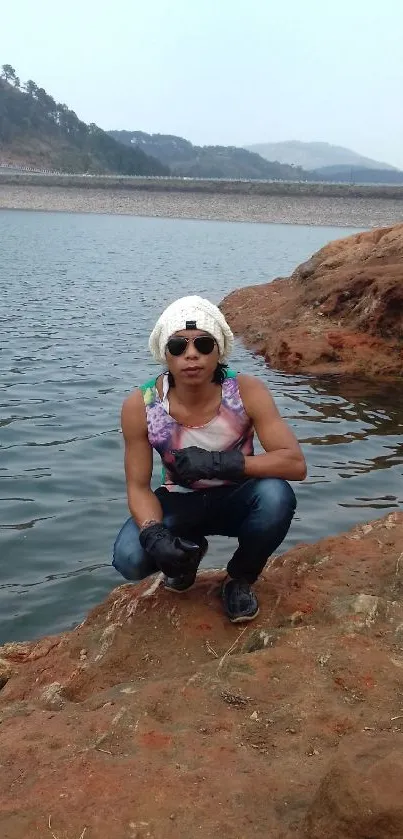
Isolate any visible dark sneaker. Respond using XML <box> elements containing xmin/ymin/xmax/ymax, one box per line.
<box><xmin>163</xmin><ymin>538</ymin><xmax>208</xmax><ymax>594</ymax></box>
<box><xmin>221</xmin><ymin>578</ymin><xmax>259</xmax><ymax>623</ymax></box>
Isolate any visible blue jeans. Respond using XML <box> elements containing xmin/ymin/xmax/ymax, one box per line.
<box><xmin>113</xmin><ymin>478</ymin><xmax>296</xmax><ymax>585</ymax></box>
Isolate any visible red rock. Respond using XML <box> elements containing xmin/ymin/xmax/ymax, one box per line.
<box><xmin>221</xmin><ymin>223</ymin><xmax>403</xmax><ymax>376</ymax></box>
<box><xmin>1</xmin><ymin>512</ymin><xmax>403</xmax><ymax>837</ymax></box>
<box><xmin>304</xmin><ymin>734</ymin><xmax>403</xmax><ymax>838</ymax></box>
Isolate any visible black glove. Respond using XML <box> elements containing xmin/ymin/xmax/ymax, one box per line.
<box><xmin>139</xmin><ymin>522</ymin><xmax>202</xmax><ymax>577</ymax></box>
<box><xmin>170</xmin><ymin>446</ymin><xmax>245</xmax><ymax>485</ymax></box>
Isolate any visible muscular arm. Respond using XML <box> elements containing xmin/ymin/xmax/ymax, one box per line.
<box><xmin>238</xmin><ymin>375</ymin><xmax>307</xmax><ymax>481</ymax></box>
<box><xmin>121</xmin><ymin>390</ymin><xmax>163</xmax><ymax>527</ymax></box>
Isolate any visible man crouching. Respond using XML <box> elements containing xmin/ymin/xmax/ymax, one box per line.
<box><xmin>113</xmin><ymin>295</ymin><xmax>306</xmax><ymax>623</ymax></box>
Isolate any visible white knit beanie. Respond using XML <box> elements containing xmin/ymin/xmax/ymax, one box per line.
<box><xmin>149</xmin><ymin>295</ymin><xmax>234</xmax><ymax>364</ymax></box>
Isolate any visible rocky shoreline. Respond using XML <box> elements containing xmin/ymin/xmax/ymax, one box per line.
<box><xmin>222</xmin><ymin>222</ymin><xmax>403</xmax><ymax>377</ymax></box>
<box><xmin>1</xmin><ymin>511</ymin><xmax>403</xmax><ymax>837</ymax></box>
<box><xmin>1</xmin><ymin>183</ymin><xmax>403</xmax><ymax>226</ymax></box>
<box><xmin>1</xmin><ymin>212</ymin><xmax>403</xmax><ymax>837</ymax></box>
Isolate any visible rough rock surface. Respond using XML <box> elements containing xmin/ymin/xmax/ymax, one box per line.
<box><xmin>1</xmin><ymin>511</ymin><xmax>403</xmax><ymax>838</ymax></box>
<box><xmin>304</xmin><ymin>734</ymin><xmax>403</xmax><ymax>838</ymax></box>
<box><xmin>221</xmin><ymin>223</ymin><xmax>403</xmax><ymax>376</ymax></box>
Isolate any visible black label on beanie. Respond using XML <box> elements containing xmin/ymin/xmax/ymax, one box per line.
<box><xmin>185</xmin><ymin>320</ymin><xmax>197</xmax><ymax>329</ymax></box>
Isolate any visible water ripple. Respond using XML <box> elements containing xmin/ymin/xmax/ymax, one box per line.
<box><xmin>1</xmin><ymin>210</ymin><xmax>402</xmax><ymax>644</ymax></box>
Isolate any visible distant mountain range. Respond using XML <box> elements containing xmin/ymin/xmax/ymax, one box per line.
<box><xmin>108</xmin><ymin>131</ymin><xmax>307</xmax><ymax>181</ymax></box>
<box><xmin>244</xmin><ymin>140</ymin><xmax>398</xmax><ymax>172</ymax></box>
<box><xmin>1</xmin><ymin>68</ymin><xmax>401</xmax><ymax>184</ymax></box>
<box><xmin>109</xmin><ymin>132</ymin><xmax>403</xmax><ymax>184</ymax></box>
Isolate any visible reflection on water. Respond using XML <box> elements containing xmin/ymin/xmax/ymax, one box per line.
<box><xmin>253</xmin><ymin>369</ymin><xmax>403</xmax><ymax>535</ymax></box>
<box><xmin>296</xmin><ymin>376</ymin><xmax>403</xmax><ymax>477</ymax></box>
<box><xmin>0</xmin><ymin>210</ymin><xmax>401</xmax><ymax>644</ymax></box>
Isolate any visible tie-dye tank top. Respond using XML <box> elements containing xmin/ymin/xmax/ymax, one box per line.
<box><xmin>140</xmin><ymin>369</ymin><xmax>254</xmax><ymax>492</ymax></box>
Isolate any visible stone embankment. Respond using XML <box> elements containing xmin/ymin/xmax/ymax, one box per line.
<box><xmin>1</xmin><ymin>173</ymin><xmax>403</xmax><ymax>226</ymax></box>
<box><xmin>1</xmin><ymin>171</ymin><xmax>403</xmax><ymax>198</ymax></box>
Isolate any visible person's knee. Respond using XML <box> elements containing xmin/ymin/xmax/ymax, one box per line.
<box><xmin>112</xmin><ymin>517</ymin><xmax>151</xmax><ymax>582</ymax></box>
<box><xmin>250</xmin><ymin>478</ymin><xmax>296</xmax><ymax>525</ymax></box>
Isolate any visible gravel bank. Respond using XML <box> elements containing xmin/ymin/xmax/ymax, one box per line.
<box><xmin>1</xmin><ymin>184</ymin><xmax>403</xmax><ymax>227</ymax></box>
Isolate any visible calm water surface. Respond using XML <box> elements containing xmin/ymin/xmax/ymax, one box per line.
<box><xmin>1</xmin><ymin>210</ymin><xmax>402</xmax><ymax>644</ymax></box>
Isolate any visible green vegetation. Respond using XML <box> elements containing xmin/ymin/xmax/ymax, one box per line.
<box><xmin>0</xmin><ymin>64</ymin><xmax>168</xmax><ymax>175</ymax></box>
<box><xmin>109</xmin><ymin>131</ymin><xmax>309</xmax><ymax>180</ymax></box>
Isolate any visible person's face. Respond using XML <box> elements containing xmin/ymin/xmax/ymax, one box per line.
<box><xmin>165</xmin><ymin>329</ymin><xmax>220</xmax><ymax>385</ymax></box>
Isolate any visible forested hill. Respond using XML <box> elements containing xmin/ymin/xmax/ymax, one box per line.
<box><xmin>109</xmin><ymin>130</ymin><xmax>308</xmax><ymax>180</ymax></box>
<box><xmin>0</xmin><ymin>64</ymin><xmax>167</xmax><ymax>175</ymax></box>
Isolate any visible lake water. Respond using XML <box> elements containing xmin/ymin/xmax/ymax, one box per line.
<box><xmin>1</xmin><ymin>210</ymin><xmax>402</xmax><ymax>645</ymax></box>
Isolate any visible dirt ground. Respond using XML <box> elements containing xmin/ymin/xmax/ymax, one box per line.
<box><xmin>1</xmin><ymin>511</ymin><xmax>403</xmax><ymax>838</ymax></box>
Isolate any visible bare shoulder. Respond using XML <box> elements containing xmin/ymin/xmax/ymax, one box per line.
<box><xmin>237</xmin><ymin>373</ymin><xmax>272</xmax><ymax>396</ymax></box>
<box><xmin>121</xmin><ymin>389</ymin><xmax>147</xmax><ymax>439</ymax></box>
<box><xmin>237</xmin><ymin>373</ymin><xmax>303</xmax><ymax>459</ymax></box>
<box><xmin>237</xmin><ymin>373</ymin><xmax>278</xmax><ymax>418</ymax></box>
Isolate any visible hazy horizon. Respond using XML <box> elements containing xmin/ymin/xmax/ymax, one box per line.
<box><xmin>1</xmin><ymin>0</ymin><xmax>402</xmax><ymax>168</ymax></box>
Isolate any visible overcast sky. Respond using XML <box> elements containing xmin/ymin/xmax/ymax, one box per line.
<box><xmin>1</xmin><ymin>0</ymin><xmax>402</xmax><ymax>167</ymax></box>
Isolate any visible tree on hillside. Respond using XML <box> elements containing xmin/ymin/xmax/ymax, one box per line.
<box><xmin>36</xmin><ymin>87</ymin><xmax>57</xmax><ymax>119</ymax></box>
<box><xmin>55</xmin><ymin>102</ymin><xmax>68</xmax><ymax>125</ymax></box>
<box><xmin>1</xmin><ymin>64</ymin><xmax>16</xmax><ymax>83</ymax></box>
<box><xmin>13</xmin><ymin>76</ymin><xmax>20</xmax><ymax>88</ymax></box>
<box><xmin>24</xmin><ymin>79</ymin><xmax>38</xmax><ymax>97</ymax></box>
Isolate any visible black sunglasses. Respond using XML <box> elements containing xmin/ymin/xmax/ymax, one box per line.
<box><xmin>166</xmin><ymin>335</ymin><xmax>217</xmax><ymax>356</ymax></box>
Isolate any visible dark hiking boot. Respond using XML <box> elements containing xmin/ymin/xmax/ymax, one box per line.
<box><xmin>221</xmin><ymin>578</ymin><xmax>259</xmax><ymax>623</ymax></box>
<box><xmin>163</xmin><ymin>537</ymin><xmax>208</xmax><ymax>593</ymax></box>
